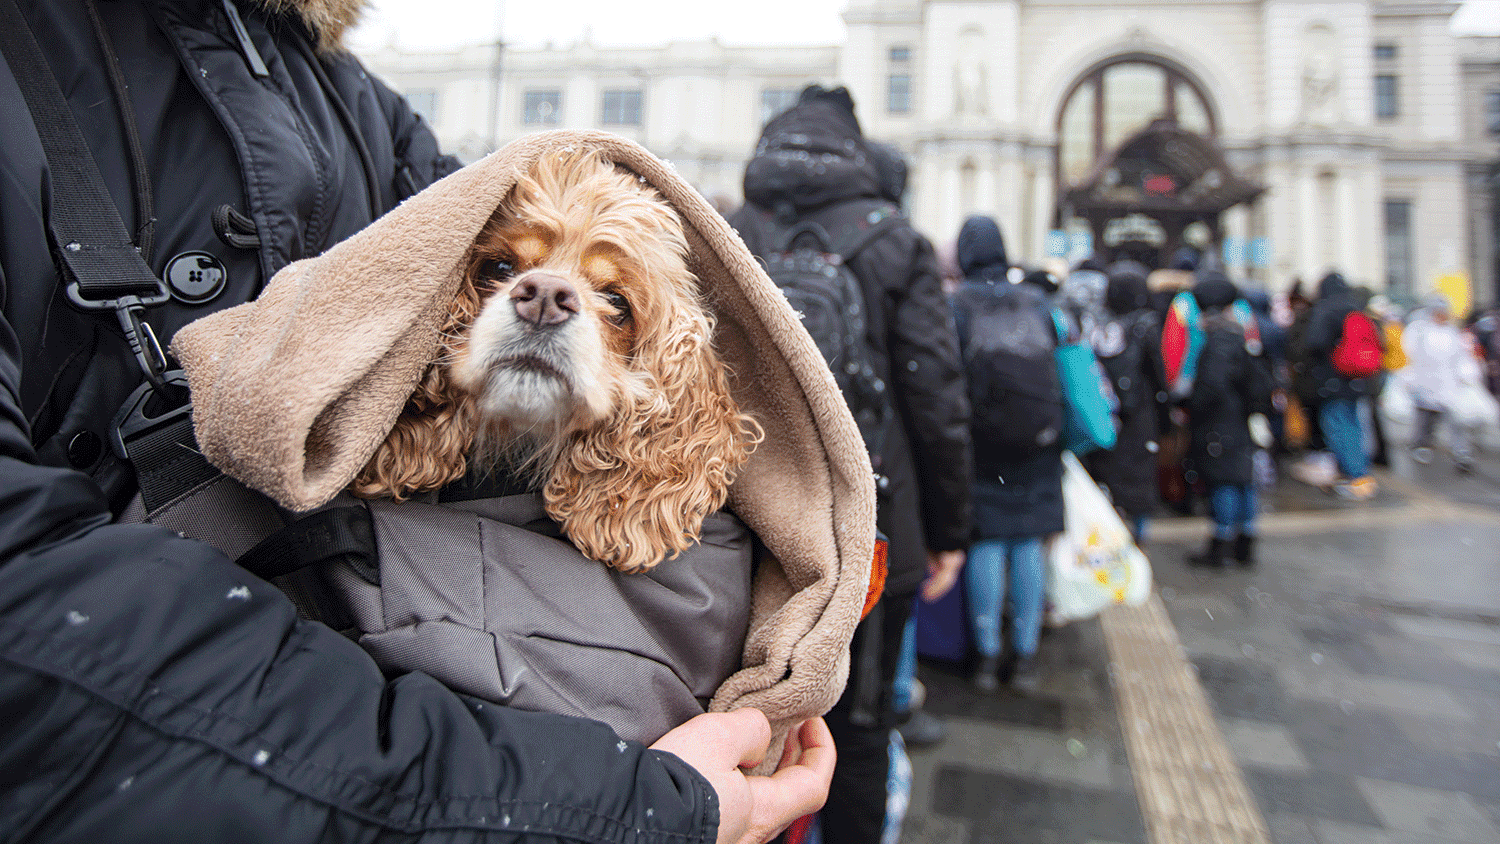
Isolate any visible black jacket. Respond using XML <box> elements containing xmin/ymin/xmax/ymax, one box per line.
<box><xmin>1301</xmin><ymin>273</ymin><xmax>1374</xmax><ymax>403</ymax></box>
<box><xmin>1187</xmin><ymin>311</ymin><xmax>1274</xmax><ymax>488</ymax></box>
<box><xmin>729</xmin><ymin>100</ymin><xmax>972</xmax><ymax>596</ymax></box>
<box><xmin>1086</xmin><ymin>309</ymin><xmax>1170</xmax><ymax>518</ymax></box>
<box><xmin>951</xmin><ymin>217</ymin><xmax>1065</xmax><ymax>541</ymax></box>
<box><xmin>1</xmin><ymin>2</ymin><xmax>716</xmax><ymax>840</ymax></box>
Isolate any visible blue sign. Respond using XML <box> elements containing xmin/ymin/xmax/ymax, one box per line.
<box><xmin>1046</xmin><ymin>229</ymin><xmax>1068</xmax><ymax>257</ymax></box>
<box><xmin>1249</xmin><ymin>237</ymin><xmax>1273</xmax><ymax>268</ymax></box>
<box><xmin>1069</xmin><ymin>230</ymin><xmax>1093</xmax><ymax>261</ymax></box>
<box><xmin>1222</xmin><ymin>237</ymin><xmax>1245</xmax><ymax>267</ymax></box>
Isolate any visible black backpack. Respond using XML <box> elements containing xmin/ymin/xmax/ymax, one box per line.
<box><xmin>957</xmin><ymin>286</ymin><xmax>1064</xmax><ymax>462</ymax></box>
<box><xmin>762</xmin><ymin>216</ymin><xmax>898</xmax><ymax>475</ymax></box>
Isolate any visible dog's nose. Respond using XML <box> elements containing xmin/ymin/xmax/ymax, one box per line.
<box><xmin>511</xmin><ymin>273</ymin><xmax>580</xmax><ymax>327</ymax></box>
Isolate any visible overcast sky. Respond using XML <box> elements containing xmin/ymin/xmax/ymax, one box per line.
<box><xmin>348</xmin><ymin>0</ymin><xmax>1500</xmax><ymax>51</ymax></box>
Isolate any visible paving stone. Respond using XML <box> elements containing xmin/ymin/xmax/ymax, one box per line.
<box><xmin>1280</xmin><ymin>668</ymin><xmax>1476</xmax><ymax>722</ymax></box>
<box><xmin>1311</xmin><ymin>819</ymin><xmax>1459</xmax><ymax>844</ymax></box>
<box><xmin>1241</xmin><ymin>768</ymin><xmax>1383</xmax><ymax>827</ymax></box>
<box><xmin>912</xmin><ymin>717</ymin><xmax>1118</xmax><ymax>790</ymax></box>
<box><xmin>1219</xmin><ymin>718</ymin><xmax>1312</xmax><ymax>773</ymax></box>
<box><xmin>897</xmin><ymin>812</ymin><xmax>971</xmax><ymax>844</ymax></box>
<box><xmin>931</xmin><ymin>765</ymin><xmax>1148</xmax><ymax>844</ymax></box>
<box><xmin>1263</xmin><ymin>812</ymin><xmax>1320</xmax><ymax>844</ymax></box>
<box><xmin>1191</xmin><ymin>654</ymin><xmax>1289</xmax><ymax>722</ymax></box>
<box><xmin>918</xmin><ymin>665</ymin><xmax>1069</xmax><ymax>731</ymax></box>
<box><xmin>1357</xmin><ymin>777</ymin><xmax>1500</xmax><ymax>842</ymax></box>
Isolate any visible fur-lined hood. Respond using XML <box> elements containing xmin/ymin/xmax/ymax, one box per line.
<box><xmin>254</xmin><ymin>0</ymin><xmax>367</xmax><ymax>51</ymax></box>
<box><xmin>172</xmin><ymin>130</ymin><xmax>875</xmax><ymax>767</ymax></box>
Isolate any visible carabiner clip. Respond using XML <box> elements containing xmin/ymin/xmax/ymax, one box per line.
<box><xmin>65</xmin><ymin>280</ymin><xmax>172</xmax><ymax>393</ymax></box>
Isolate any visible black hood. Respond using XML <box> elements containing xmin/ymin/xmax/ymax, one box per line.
<box><xmin>1105</xmin><ymin>261</ymin><xmax>1151</xmax><ymax>315</ymax></box>
<box><xmin>956</xmin><ymin>215</ymin><xmax>1009</xmax><ymax>282</ymax></box>
<box><xmin>867</xmin><ymin>141</ymin><xmax>909</xmax><ymax>204</ymax></box>
<box><xmin>742</xmin><ymin>87</ymin><xmax>882</xmax><ymax>216</ymax></box>
<box><xmin>1318</xmin><ymin>271</ymin><xmax>1349</xmax><ymax>299</ymax></box>
<box><xmin>1193</xmin><ymin>270</ymin><xmax>1240</xmax><ymax>312</ymax></box>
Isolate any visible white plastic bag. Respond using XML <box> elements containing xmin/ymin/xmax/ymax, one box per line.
<box><xmin>1378</xmin><ymin>378</ymin><xmax>1416</xmax><ymax>428</ymax></box>
<box><xmin>1448</xmin><ymin>383</ymin><xmax>1499</xmax><ymax>430</ymax></box>
<box><xmin>1045</xmin><ymin>452</ymin><xmax>1153</xmax><ymax>624</ymax></box>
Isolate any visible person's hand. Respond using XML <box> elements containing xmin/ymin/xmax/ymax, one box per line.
<box><xmin>650</xmin><ymin>710</ymin><xmax>835</xmax><ymax>844</ymax></box>
<box><xmin>920</xmin><ymin>548</ymin><xmax>965</xmax><ymax>603</ymax></box>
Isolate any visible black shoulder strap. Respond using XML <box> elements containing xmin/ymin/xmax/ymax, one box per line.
<box><xmin>813</xmin><ymin>202</ymin><xmax>905</xmax><ymax>264</ymax></box>
<box><xmin>0</xmin><ymin>0</ymin><xmax>224</xmax><ymax>514</ymax></box>
<box><xmin>0</xmin><ymin>0</ymin><xmax>172</xmax><ymax>390</ymax></box>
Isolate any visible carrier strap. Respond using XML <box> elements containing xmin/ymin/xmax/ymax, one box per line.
<box><xmin>0</xmin><ymin>0</ymin><xmax>176</xmax><ymax>392</ymax></box>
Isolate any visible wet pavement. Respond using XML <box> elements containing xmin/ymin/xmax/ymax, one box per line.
<box><xmin>898</xmin><ymin>449</ymin><xmax>1500</xmax><ymax>844</ymax></box>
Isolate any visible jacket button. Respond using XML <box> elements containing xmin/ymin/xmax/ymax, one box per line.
<box><xmin>164</xmin><ymin>251</ymin><xmax>228</xmax><ymax>304</ymax></box>
<box><xmin>67</xmin><ymin>430</ymin><xmax>103</xmax><ymax>469</ymax></box>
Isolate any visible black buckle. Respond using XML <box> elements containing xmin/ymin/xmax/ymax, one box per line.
<box><xmin>110</xmin><ymin>369</ymin><xmax>191</xmax><ymax>462</ymax></box>
<box><xmin>66</xmin><ymin>279</ymin><xmax>172</xmax><ymax>392</ymax></box>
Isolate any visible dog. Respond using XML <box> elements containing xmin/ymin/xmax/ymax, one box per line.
<box><xmin>349</xmin><ymin>150</ymin><xmax>761</xmax><ymax>573</ymax></box>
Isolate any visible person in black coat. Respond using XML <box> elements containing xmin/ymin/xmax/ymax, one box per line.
<box><xmin>951</xmin><ymin>215</ymin><xmax>1063</xmax><ymax>693</ymax></box>
<box><xmin>1185</xmin><ymin>273</ymin><xmax>1274</xmax><ymax>567</ymax></box>
<box><xmin>1302</xmin><ymin>271</ymin><xmax>1379</xmax><ymax>499</ymax></box>
<box><xmin>1086</xmin><ymin>261</ymin><xmax>1172</xmax><ymax>540</ymax></box>
<box><xmin>729</xmin><ymin>84</ymin><xmax>974</xmax><ymax>844</ymax></box>
<box><xmin>0</xmin><ymin>3</ymin><xmax>830</xmax><ymax>840</ymax></box>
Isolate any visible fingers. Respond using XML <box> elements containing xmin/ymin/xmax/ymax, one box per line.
<box><xmin>743</xmin><ymin>719</ymin><xmax>836</xmax><ymax>840</ymax></box>
<box><xmin>650</xmin><ymin>709</ymin><xmax>772</xmax><ymax>772</ymax></box>
<box><xmin>725</xmin><ymin>708</ymin><xmax>772</xmax><ymax>769</ymax></box>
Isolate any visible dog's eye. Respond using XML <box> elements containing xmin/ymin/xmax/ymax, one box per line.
<box><xmin>602</xmin><ymin>291</ymin><xmax>632</xmax><ymax>325</ymax></box>
<box><xmin>477</xmin><ymin>258</ymin><xmax>514</xmax><ymax>281</ymax></box>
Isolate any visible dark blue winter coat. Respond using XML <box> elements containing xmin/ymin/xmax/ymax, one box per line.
<box><xmin>952</xmin><ymin>217</ymin><xmax>1065</xmax><ymax>541</ymax></box>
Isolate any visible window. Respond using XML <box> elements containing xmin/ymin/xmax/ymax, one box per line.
<box><xmin>601</xmin><ymin>89</ymin><xmax>643</xmax><ymax>126</ymax></box>
<box><xmin>1384</xmin><ymin>200</ymin><xmax>1413</xmax><ymax>294</ymax></box>
<box><xmin>887</xmin><ymin>74</ymin><xmax>912</xmax><ymax>114</ymax></box>
<box><xmin>1374</xmin><ymin>43</ymin><xmax>1397</xmax><ymax>61</ymax></box>
<box><xmin>1375</xmin><ymin>74</ymin><xmax>1398</xmax><ymax>120</ymax></box>
<box><xmin>1487</xmin><ymin>90</ymin><xmax>1500</xmax><ymax>136</ymax></box>
<box><xmin>760</xmin><ymin>87</ymin><xmax>799</xmax><ymax>124</ymax></box>
<box><xmin>1055</xmin><ymin>59</ymin><xmax>1216</xmax><ymax>186</ymax></box>
<box><xmin>405</xmin><ymin>89</ymin><xmax>438</xmax><ymax>124</ymax></box>
<box><xmin>887</xmin><ymin>45</ymin><xmax>912</xmax><ymax>114</ymax></box>
<box><xmin>523</xmin><ymin>90</ymin><xmax>561</xmax><ymax>125</ymax></box>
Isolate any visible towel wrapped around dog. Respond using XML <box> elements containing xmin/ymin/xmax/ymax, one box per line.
<box><xmin>170</xmin><ymin>130</ymin><xmax>875</xmax><ymax>765</ymax></box>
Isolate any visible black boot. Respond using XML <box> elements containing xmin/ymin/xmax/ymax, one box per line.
<box><xmin>973</xmin><ymin>654</ymin><xmax>1001</xmax><ymax>693</ymax></box>
<box><xmin>1233</xmin><ymin>534</ymin><xmax>1256</xmax><ymax>567</ymax></box>
<box><xmin>1188</xmin><ymin>537</ymin><xmax>1230</xmax><ymax>567</ymax></box>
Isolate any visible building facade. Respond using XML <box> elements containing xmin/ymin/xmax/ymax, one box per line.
<box><xmin>357</xmin><ymin>1</ymin><xmax>1500</xmax><ymax>303</ymax></box>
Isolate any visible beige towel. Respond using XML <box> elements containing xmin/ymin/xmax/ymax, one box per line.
<box><xmin>172</xmin><ymin>129</ymin><xmax>875</xmax><ymax>764</ymax></box>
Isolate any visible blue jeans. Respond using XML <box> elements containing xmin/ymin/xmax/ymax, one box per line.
<box><xmin>964</xmin><ymin>537</ymin><xmax>1045</xmax><ymax>660</ymax></box>
<box><xmin>1320</xmin><ymin>398</ymin><xmax>1369</xmax><ymax>479</ymax></box>
<box><xmin>1209</xmin><ymin>484</ymin><xmax>1259</xmax><ymax>540</ymax></box>
<box><xmin>892</xmin><ymin>607</ymin><xmax>917</xmax><ymax>714</ymax></box>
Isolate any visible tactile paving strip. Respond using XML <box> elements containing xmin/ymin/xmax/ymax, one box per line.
<box><xmin>1100</xmin><ymin>596</ymin><xmax>1272</xmax><ymax>844</ymax></box>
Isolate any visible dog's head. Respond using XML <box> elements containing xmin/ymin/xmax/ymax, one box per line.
<box><xmin>352</xmin><ymin>150</ymin><xmax>761</xmax><ymax>572</ymax></box>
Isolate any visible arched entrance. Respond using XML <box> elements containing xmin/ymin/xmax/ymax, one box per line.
<box><xmin>1053</xmin><ymin>55</ymin><xmax>1262</xmax><ymax>267</ymax></box>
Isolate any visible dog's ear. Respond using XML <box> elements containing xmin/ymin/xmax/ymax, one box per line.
<box><xmin>350</xmin><ymin>365</ymin><xmax>476</xmax><ymax>500</ymax></box>
<box><xmin>544</xmin><ymin>304</ymin><xmax>761</xmax><ymax>573</ymax></box>
<box><xmin>349</xmin><ymin>276</ymin><xmax>485</xmax><ymax>500</ymax></box>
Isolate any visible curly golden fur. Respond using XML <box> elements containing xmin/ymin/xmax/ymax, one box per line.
<box><xmin>352</xmin><ymin>150</ymin><xmax>762</xmax><ymax>573</ymax></box>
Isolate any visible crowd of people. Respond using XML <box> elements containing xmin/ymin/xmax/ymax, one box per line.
<box><xmin>725</xmin><ymin>83</ymin><xmax>1500</xmax><ymax>844</ymax></box>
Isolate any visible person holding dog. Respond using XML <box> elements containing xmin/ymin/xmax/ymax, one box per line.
<box><xmin>0</xmin><ymin>2</ymin><xmax>831</xmax><ymax>842</ymax></box>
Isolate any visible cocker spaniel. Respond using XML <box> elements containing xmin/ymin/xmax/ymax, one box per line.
<box><xmin>351</xmin><ymin>150</ymin><xmax>761</xmax><ymax>573</ymax></box>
